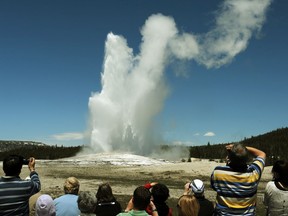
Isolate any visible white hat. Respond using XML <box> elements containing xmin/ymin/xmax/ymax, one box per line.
<box><xmin>36</xmin><ymin>194</ymin><xmax>56</xmax><ymax>216</ymax></box>
<box><xmin>190</xmin><ymin>179</ymin><xmax>204</xmax><ymax>194</ymax></box>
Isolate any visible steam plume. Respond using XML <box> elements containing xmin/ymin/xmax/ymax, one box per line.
<box><xmin>88</xmin><ymin>0</ymin><xmax>272</xmax><ymax>154</ymax></box>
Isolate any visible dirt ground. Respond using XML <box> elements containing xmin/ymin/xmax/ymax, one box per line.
<box><xmin>2</xmin><ymin>157</ymin><xmax>272</xmax><ymax>215</ymax></box>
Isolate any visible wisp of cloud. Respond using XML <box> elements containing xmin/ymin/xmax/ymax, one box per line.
<box><xmin>87</xmin><ymin>0</ymin><xmax>272</xmax><ymax>155</ymax></box>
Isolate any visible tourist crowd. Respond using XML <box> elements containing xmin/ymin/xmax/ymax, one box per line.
<box><xmin>0</xmin><ymin>143</ymin><xmax>287</xmax><ymax>216</ymax></box>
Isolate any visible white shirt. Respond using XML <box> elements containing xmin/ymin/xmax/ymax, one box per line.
<box><xmin>264</xmin><ymin>181</ymin><xmax>288</xmax><ymax>216</ymax></box>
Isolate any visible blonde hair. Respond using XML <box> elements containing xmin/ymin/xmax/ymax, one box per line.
<box><xmin>177</xmin><ymin>195</ymin><xmax>199</xmax><ymax>216</ymax></box>
<box><xmin>64</xmin><ymin>177</ymin><xmax>80</xmax><ymax>195</ymax></box>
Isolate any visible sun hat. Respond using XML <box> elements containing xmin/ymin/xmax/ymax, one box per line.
<box><xmin>35</xmin><ymin>194</ymin><xmax>56</xmax><ymax>216</ymax></box>
<box><xmin>190</xmin><ymin>179</ymin><xmax>204</xmax><ymax>194</ymax></box>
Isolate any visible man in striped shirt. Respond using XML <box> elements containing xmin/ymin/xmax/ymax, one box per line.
<box><xmin>211</xmin><ymin>143</ymin><xmax>266</xmax><ymax>216</ymax></box>
<box><xmin>0</xmin><ymin>155</ymin><xmax>41</xmax><ymax>216</ymax></box>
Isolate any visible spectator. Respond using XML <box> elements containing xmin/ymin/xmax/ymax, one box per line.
<box><xmin>77</xmin><ymin>191</ymin><xmax>96</xmax><ymax>216</ymax></box>
<box><xmin>264</xmin><ymin>160</ymin><xmax>288</xmax><ymax>216</ymax></box>
<box><xmin>53</xmin><ymin>176</ymin><xmax>81</xmax><ymax>216</ymax></box>
<box><xmin>144</xmin><ymin>182</ymin><xmax>172</xmax><ymax>216</ymax></box>
<box><xmin>211</xmin><ymin>143</ymin><xmax>266</xmax><ymax>215</ymax></box>
<box><xmin>183</xmin><ymin>179</ymin><xmax>214</xmax><ymax>216</ymax></box>
<box><xmin>117</xmin><ymin>186</ymin><xmax>158</xmax><ymax>216</ymax></box>
<box><xmin>29</xmin><ymin>192</ymin><xmax>41</xmax><ymax>216</ymax></box>
<box><xmin>35</xmin><ymin>194</ymin><xmax>56</xmax><ymax>216</ymax></box>
<box><xmin>177</xmin><ymin>195</ymin><xmax>199</xmax><ymax>216</ymax></box>
<box><xmin>0</xmin><ymin>155</ymin><xmax>41</xmax><ymax>216</ymax></box>
<box><xmin>94</xmin><ymin>183</ymin><xmax>122</xmax><ymax>216</ymax></box>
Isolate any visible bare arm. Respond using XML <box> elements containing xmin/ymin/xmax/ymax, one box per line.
<box><xmin>246</xmin><ymin>146</ymin><xmax>266</xmax><ymax>159</ymax></box>
<box><xmin>124</xmin><ymin>197</ymin><xmax>133</xmax><ymax>212</ymax></box>
<box><xmin>149</xmin><ymin>201</ymin><xmax>159</xmax><ymax>216</ymax></box>
<box><xmin>226</xmin><ymin>144</ymin><xmax>266</xmax><ymax>159</ymax></box>
<box><xmin>183</xmin><ymin>182</ymin><xmax>191</xmax><ymax>195</ymax></box>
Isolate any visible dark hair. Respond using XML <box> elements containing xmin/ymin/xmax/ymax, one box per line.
<box><xmin>133</xmin><ymin>186</ymin><xmax>151</xmax><ymax>210</ymax></box>
<box><xmin>151</xmin><ymin>183</ymin><xmax>170</xmax><ymax>203</ymax></box>
<box><xmin>96</xmin><ymin>183</ymin><xmax>116</xmax><ymax>203</ymax></box>
<box><xmin>272</xmin><ymin>160</ymin><xmax>288</xmax><ymax>185</ymax></box>
<box><xmin>227</xmin><ymin>143</ymin><xmax>248</xmax><ymax>172</ymax></box>
<box><xmin>3</xmin><ymin>155</ymin><xmax>23</xmax><ymax>176</ymax></box>
<box><xmin>77</xmin><ymin>191</ymin><xmax>96</xmax><ymax>213</ymax></box>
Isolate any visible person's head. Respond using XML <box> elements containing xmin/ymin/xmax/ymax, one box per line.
<box><xmin>132</xmin><ymin>186</ymin><xmax>151</xmax><ymax>210</ymax></box>
<box><xmin>77</xmin><ymin>191</ymin><xmax>96</xmax><ymax>213</ymax></box>
<box><xmin>35</xmin><ymin>194</ymin><xmax>56</xmax><ymax>216</ymax></box>
<box><xmin>96</xmin><ymin>183</ymin><xmax>115</xmax><ymax>202</ymax></box>
<box><xmin>151</xmin><ymin>183</ymin><xmax>170</xmax><ymax>203</ymax></box>
<box><xmin>227</xmin><ymin>143</ymin><xmax>248</xmax><ymax>171</ymax></box>
<box><xmin>272</xmin><ymin>160</ymin><xmax>288</xmax><ymax>184</ymax></box>
<box><xmin>3</xmin><ymin>155</ymin><xmax>25</xmax><ymax>176</ymax></box>
<box><xmin>177</xmin><ymin>195</ymin><xmax>200</xmax><ymax>216</ymax></box>
<box><xmin>64</xmin><ymin>177</ymin><xmax>80</xmax><ymax>195</ymax></box>
<box><xmin>190</xmin><ymin>179</ymin><xmax>204</xmax><ymax>197</ymax></box>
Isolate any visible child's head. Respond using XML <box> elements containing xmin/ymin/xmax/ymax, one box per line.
<box><xmin>151</xmin><ymin>183</ymin><xmax>170</xmax><ymax>203</ymax></box>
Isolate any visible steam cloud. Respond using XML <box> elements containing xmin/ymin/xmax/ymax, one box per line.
<box><xmin>88</xmin><ymin>0</ymin><xmax>272</xmax><ymax>155</ymax></box>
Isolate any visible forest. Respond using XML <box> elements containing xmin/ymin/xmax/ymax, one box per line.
<box><xmin>0</xmin><ymin>127</ymin><xmax>287</xmax><ymax>165</ymax></box>
<box><xmin>188</xmin><ymin>127</ymin><xmax>288</xmax><ymax>166</ymax></box>
<box><xmin>0</xmin><ymin>141</ymin><xmax>81</xmax><ymax>161</ymax></box>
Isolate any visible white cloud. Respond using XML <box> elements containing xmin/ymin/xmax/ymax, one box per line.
<box><xmin>204</xmin><ymin>132</ymin><xmax>216</xmax><ymax>137</ymax></box>
<box><xmin>172</xmin><ymin>141</ymin><xmax>194</xmax><ymax>146</ymax></box>
<box><xmin>196</xmin><ymin>0</ymin><xmax>272</xmax><ymax>68</ymax></box>
<box><xmin>51</xmin><ymin>132</ymin><xmax>84</xmax><ymax>141</ymax></box>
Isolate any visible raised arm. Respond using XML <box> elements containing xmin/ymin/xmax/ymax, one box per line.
<box><xmin>246</xmin><ymin>146</ymin><xmax>266</xmax><ymax>159</ymax></box>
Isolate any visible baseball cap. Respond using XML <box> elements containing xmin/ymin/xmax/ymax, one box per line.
<box><xmin>190</xmin><ymin>179</ymin><xmax>204</xmax><ymax>194</ymax></box>
<box><xmin>36</xmin><ymin>194</ymin><xmax>56</xmax><ymax>216</ymax></box>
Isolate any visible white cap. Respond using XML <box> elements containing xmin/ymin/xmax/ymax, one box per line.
<box><xmin>190</xmin><ymin>179</ymin><xmax>204</xmax><ymax>194</ymax></box>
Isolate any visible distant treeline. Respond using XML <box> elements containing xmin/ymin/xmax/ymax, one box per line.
<box><xmin>0</xmin><ymin>141</ymin><xmax>81</xmax><ymax>161</ymax></box>
<box><xmin>1</xmin><ymin>127</ymin><xmax>287</xmax><ymax>165</ymax></box>
<box><xmin>189</xmin><ymin>127</ymin><xmax>288</xmax><ymax>166</ymax></box>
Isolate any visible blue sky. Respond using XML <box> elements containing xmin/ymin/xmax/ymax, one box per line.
<box><xmin>0</xmin><ymin>0</ymin><xmax>287</xmax><ymax>149</ymax></box>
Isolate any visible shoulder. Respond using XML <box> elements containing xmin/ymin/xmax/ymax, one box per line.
<box><xmin>198</xmin><ymin>197</ymin><xmax>214</xmax><ymax>205</ymax></box>
<box><xmin>246</xmin><ymin>157</ymin><xmax>265</xmax><ymax>174</ymax></box>
<box><xmin>252</xmin><ymin>157</ymin><xmax>265</xmax><ymax>168</ymax></box>
<box><xmin>116</xmin><ymin>213</ymin><xmax>130</xmax><ymax>216</ymax></box>
<box><xmin>265</xmin><ymin>181</ymin><xmax>277</xmax><ymax>194</ymax></box>
<box><xmin>211</xmin><ymin>165</ymin><xmax>233</xmax><ymax>176</ymax></box>
<box><xmin>213</xmin><ymin>165</ymin><xmax>230</xmax><ymax>171</ymax></box>
<box><xmin>266</xmin><ymin>181</ymin><xmax>275</xmax><ymax>187</ymax></box>
<box><xmin>54</xmin><ymin>194</ymin><xmax>71</xmax><ymax>201</ymax></box>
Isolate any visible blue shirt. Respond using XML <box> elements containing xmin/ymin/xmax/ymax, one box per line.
<box><xmin>54</xmin><ymin>194</ymin><xmax>80</xmax><ymax>216</ymax></box>
<box><xmin>0</xmin><ymin>171</ymin><xmax>41</xmax><ymax>216</ymax></box>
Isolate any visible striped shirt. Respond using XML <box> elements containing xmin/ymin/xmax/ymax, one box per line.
<box><xmin>211</xmin><ymin>157</ymin><xmax>265</xmax><ymax>216</ymax></box>
<box><xmin>0</xmin><ymin>171</ymin><xmax>41</xmax><ymax>216</ymax></box>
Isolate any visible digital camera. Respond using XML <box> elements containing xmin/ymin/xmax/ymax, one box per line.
<box><xmin>22</xmin><ymin>158</ymin><xmax>30</xmax><ymax>165</ymax></box>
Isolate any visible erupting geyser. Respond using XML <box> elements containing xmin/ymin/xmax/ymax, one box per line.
<box><xmin>87</xmin><ymin>0</ymin><xmax>271</xmax><ymax>155</ymax></box>
<box><xmin>88</xmin><ymin>15</ymin><xmax>177</xmax><ymax>155</ymax></box>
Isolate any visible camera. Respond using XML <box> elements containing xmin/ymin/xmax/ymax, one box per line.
<box><xmin>22</xmin><ymin>158</ymin><xmax>30</xmax><ymax>165</ymax></box>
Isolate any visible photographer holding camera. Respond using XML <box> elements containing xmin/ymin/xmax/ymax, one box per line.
<box><xmin>183</xmin><ymin>179</ymin><xmax>214</xmax><ymax>216</ymax></box>
<box><xmin>0</xmin><ymin>155</ymin><xmax>41</xmax><ymax>216</ymax></box>
<box><xmin>211</xmin><ymin>143</ymin><xmax>266</xmax><ymax>215</ymax></box>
